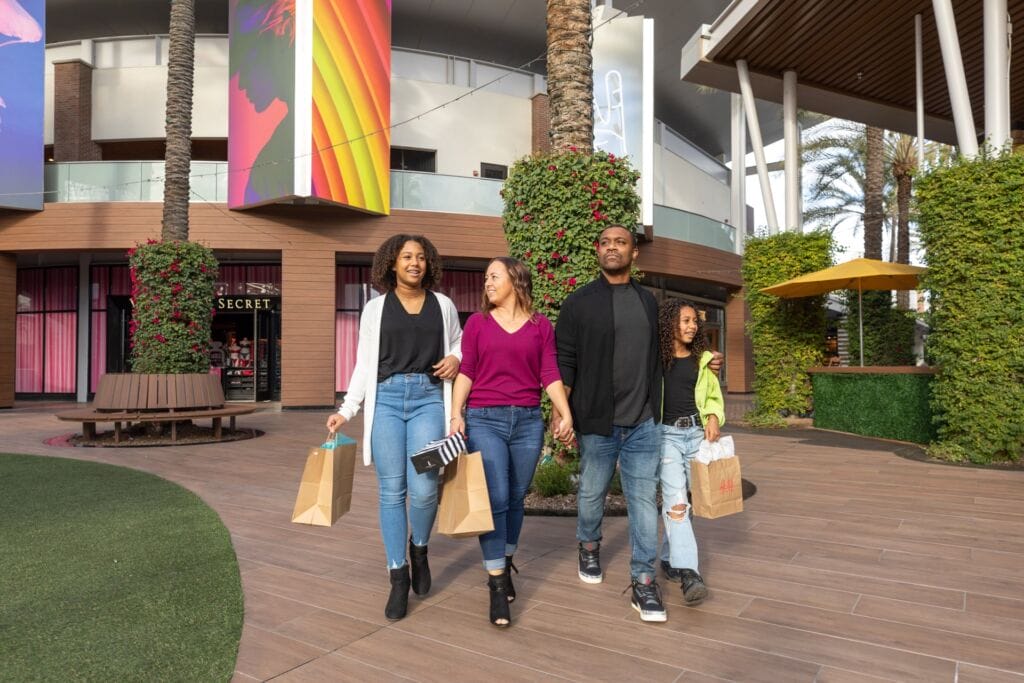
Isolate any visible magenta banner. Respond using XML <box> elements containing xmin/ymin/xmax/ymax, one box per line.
<box><xmin>0</xmin><ymin>0</ymin><xmax>45</xmax><ymax>211</ymax></box>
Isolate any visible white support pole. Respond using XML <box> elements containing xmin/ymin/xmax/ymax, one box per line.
<box><xmin>932</xmin><ymin>0</ymin><xmax>979</xmax><ymax>157</ymax></box>
<box><xmin>783</xmin><ymin>70</ymin><xmax>800</xmax><ymax>233</ymax></box>
<box><xmin>730</xmin><ymin>93</ymin><xmax>747</xmax><ymax>255</ymax></box>
<box><xmin>984</xmin><ymin>0</ymin><xmax>1010</xmax><ymax>149</ymax></box>
<box><xmin>736</xmin><ymin>59</ymin><xmax>780</xmax><ymax>234</ymax></box>
<box><xmin>916</xmin><ymin>14</ymin><xmax>926</xmax><ymax>168</ymax></box>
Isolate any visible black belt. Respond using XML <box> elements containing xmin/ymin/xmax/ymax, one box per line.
<box><xmin>665</xmin><ymin>413</ymin><xmax>701</xmax><ymax>429</ymax></box>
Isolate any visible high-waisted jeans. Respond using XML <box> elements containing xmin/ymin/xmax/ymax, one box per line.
<box><xmin>371</xmin><ymin>374</ymin><xmax>444</xmax><ymax>569</ymax></box>
<box><xmin>659</xmin><ymin>424</ymin><xmax>703</xmax><ymax>572</ymax></box>
<box><xmin>465</xmin><ymin>405</ymin><xmax>545</xmax><ymax>571</ymax></box>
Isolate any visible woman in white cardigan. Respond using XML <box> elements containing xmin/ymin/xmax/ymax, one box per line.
<box><xmin>327</xmin><ymin>235</ymin><xmax>462</xmax><ymax>621</ymax></box>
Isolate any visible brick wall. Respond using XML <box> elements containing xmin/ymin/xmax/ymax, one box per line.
<box><xmin>724</xmin><ymin>288</ymin><xmax>754</xmax><ymax>393</ymax></box>
<box><xmin>53</xmin><ymin>60</ymin><xmax>102</xmax><ymax>162</ymax></box>
<box><xmin>531</xmin><ymin>93</ymin><xmax>551</xmax><ymax>154</ymax></box>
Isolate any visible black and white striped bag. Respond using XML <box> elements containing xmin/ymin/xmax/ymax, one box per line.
<box><xmin>410</xmin><ymin>432</ymin><xmax>467</xmax><ymax>474</ymax></box>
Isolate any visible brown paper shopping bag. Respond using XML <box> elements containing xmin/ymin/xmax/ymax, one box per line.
<box><xmin>436</xmin><ymin>451</ymin><xmax>495</xmax><ymax>538</ymax></box>
<box><xmin>690</xmin><ymin>455</ymin><xmax>744</xmax><ymax>519</ymax></box>
<box><xmin>291</xmin><ymin>434</ymin><xmax>357</xmax><ymax>526</ymax></box>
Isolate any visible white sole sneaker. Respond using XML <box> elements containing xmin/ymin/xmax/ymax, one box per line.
<box><xmin>578</xmin><ymin>570</ymin><xmax>603</xmax><ymax>584</ymax></box>
<box><xmin>631</xmin><ymin>600</ymin><xmax>667</xmax><ymax>622</ymax></box>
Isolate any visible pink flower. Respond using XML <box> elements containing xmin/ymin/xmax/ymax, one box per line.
<box><xmin>522</xmin><ymin>214</ymin><xmax>532</xmax><ymax>222</ymax></box>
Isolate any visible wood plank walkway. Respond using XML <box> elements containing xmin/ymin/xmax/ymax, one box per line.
<box><xmin>2</xmin><ymin>402</ymin><xmax>1023</xmax><ymax>682</ymax></box>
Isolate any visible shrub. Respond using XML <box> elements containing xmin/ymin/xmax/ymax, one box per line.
<box><xmin>916</xmin><ymin>153</ymin><xmax>1024</xmax><ymax>463</ymax></box>
<box><xmin>129</xmin><ymin>240</ymin><xmax>219</xmax><ymax>374</ymax></box>
<box><xmin>531</xmin><ymin>459</ymin><xmax>577</xmax><ymax>497</ymax></box>
<box><xmin>844</xmin><ymin>290</ymin><xmax>916</xmax><ymax>366</ymax></box>
<box><xmin>811</xmin><ymin>372</ymin><xmax>936</xmax><ymax>443</ymax></box>
<box><xmin>742</xmin><ymin>231</ymin><xmax>834</xmax><ymax>420</ymax></box>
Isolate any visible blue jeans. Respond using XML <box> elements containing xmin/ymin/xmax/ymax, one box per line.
<box><xmin>659</xmin><ymin>424</ymin><xmax>703</xmax><ymax>572</ymax></box>
<box><xmin>577</xmin><ymin>418</ymin><xmax>660</xmax><ymax>581</ymax></box>
<box><xmin>466</xmin><ymin>406</ymin><xmax>545</xmax><ymax>571</ymax></box>
<box><xmin>371</xmin><ymin>374</ymin><xmax>443</xmax><ymax>569</ymax></box>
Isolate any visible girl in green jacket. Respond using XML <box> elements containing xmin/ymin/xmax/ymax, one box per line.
<box><xmin>657</xmin><ymin>298</ymin><xmax>725</xmax><ymax>605</ymax></box>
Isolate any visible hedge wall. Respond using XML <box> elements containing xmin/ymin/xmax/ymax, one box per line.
<box><xmin>811</xmin><ymin>372</ymin><xmax>936</xmax><ymax>444</ymax></box>
<box><xmin>916</xmin><ymin>153</ymin><xmax>1024</xmax><ymax>463</ymax></box>
<box><xmin>844</xmin><ymin>290</ymin><xmax>916</xmax><ymax>366</ymax></box>
<box><xmin>742</xmin><ymin>231</ymin><xmax>834</xmax><ymax>424</ymax></box>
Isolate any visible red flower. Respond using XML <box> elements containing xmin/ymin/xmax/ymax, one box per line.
<box><xmin>171</xmin><ymin>283</ymin><xmax>183</xmax><ymax>295</ymax></box>
<box><xmin>547</xmin><ymin>164</ymin><xmax>557</xmax><ymax>171</ymax></box>
<box><xmin>170</xmin><ymin>262</ymin><xmax>182</xmax><ymax>273</ymax></box>
<box><xmin>544</xmin><ymin>294</ymin><xmax>554</xmax><ymax>303</ymax></box>
<box><xmin>537</xmin><ymin>262</ymin><xmax>546</xmax><ymax>272</ymax></box>
<box><xmin>151</xmin><ymin>316</ymin><xmax>161</xmax><ymax>324</ymax></box>
<box><xmin>159</xmin><ymin>270</ymin><xmax>170</xmax><ymax>279</ymax></box>
<box><xmin>608</xmin><ymin>169</ymin><xmax>616</xmax><ymax>176</ymax></box>
<box><xmin>155</xmin><ymin>334</ymin><xmax>167</xmax><ymax>343</ymax></box>
<box><xmin>524</xmin><ymin>250</ymin><xmax>532</xmax><ymax>258</ymax></box>
<box><xmin>555</xmin><ymin>230</ymin><xmax>565</xmax><ymax>239</ymax></box>
<box><xmin>515</xmin><ymin>200</ymin><xmax>524</xmax><ymax>207</ymax></box>
<box><xmin>568</xmin><ymin>277</ymin><xmax>577</xmax><ymax>286</ymax></box>
<box><xmin>547</xmin><ymin>273</ymin><xmax>555</xmax><ymax>281</ymax></box>
<box><xmin>126</xmin><ymin>247</ymin><xmax>136</xmax><ymax>257</ymax></box>
<box><xmin>192</xmin><ymin>344</ymin><xmax>201</xmax><ymax>352</ymax></box>
<box><xmin>146</xmin><ymin>238</ymin><xmax>159</xmax><ymax>245</ymax></box>
<box><xmin>152</xmin><ymin>295</ymin><xmax>161</xmax><ymax>302</ymax></box>
<box><xmin>608</xmin><ymin>153</ymin><xmax>616</xmax><ymax>162</ymax></box>
<box><xmin>199</xmin><ymin>263</ymin><xmax>207</xmax><ymax>273</ymax></box>
<box><xmin>569</xmin><ymin>145</ymin><xmax>578</xmax><ymax>152</ymax></box>
<box><xmin>551</xmin><ymin>251</ymin><xmax>560</xmax><ymax>260</ymax></box>
<box><xmin>522</xmin><ymin>214</ymin><xmax>532</xmax><ymax>222</ymax></box>
<box><xmin>562</xmin><ymin>255</ymin><xmax>569</xmax><ymax>263</ymax></box>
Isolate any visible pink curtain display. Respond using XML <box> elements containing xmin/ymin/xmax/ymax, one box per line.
<box><xmin>216</xmin><ymin>265</ymin><xmax>282</xmax><ymax>295</ymax></box>
<box><xmin>15</xmin><ymin>267</ymin><xmax>77</xmax><ymax>394</ymax></box>
<box><xmin>89</xmin><ymin>265</ymin><xmax>131</xmax><ymax>392</ymax></box>
<box><xmin>437</xmin><ymin>270</ymin><xmax>484</xmax><ymax>312</ymax></box>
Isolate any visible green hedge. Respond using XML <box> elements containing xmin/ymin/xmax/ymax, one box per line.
<box><xmin>844</xmin><ymin>290</ymin><xmax>917</xmax><ymax>366</ymax></box>
<box><xmin>742</xmin><ymin>231</ymin><xmax>834</xmax><ymax>424</ymax></box>
<box><xmin>916</xmin><ymin>153</ymin><xmax>1024</xmax><ymax>463</ymax></box>
<box><xmin>811</xmin><ymin>373</ymin><xmax>935</xmax><ymax>444</ymax></box>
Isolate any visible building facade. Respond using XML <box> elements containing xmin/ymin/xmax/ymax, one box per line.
<box><xmin>0</xmin><ymin>4</ymin><xmax>755</xmax><ymax>409</ymax></box>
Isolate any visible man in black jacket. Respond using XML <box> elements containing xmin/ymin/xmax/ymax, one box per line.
<box><xmin>554</xmin><ymin>224</ymin><xmax>667</xmax><ymax>622</ymax></box>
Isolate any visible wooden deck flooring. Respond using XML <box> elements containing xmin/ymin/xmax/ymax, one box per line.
<box><xmin>2</xmin><ymin>402</ymin><xmax>1023</xmax><ymax>682</ymax></box>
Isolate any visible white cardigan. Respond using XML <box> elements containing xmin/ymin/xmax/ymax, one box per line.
<box><xmin>337</xmin><ymin>291</ymin><xmax>463</xmax><ymax>466</ymax></box>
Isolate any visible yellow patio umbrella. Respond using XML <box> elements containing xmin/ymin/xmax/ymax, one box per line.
<box><xmin>760</xmin><ymin>258</ymin><xmax>926</xmax><ymax>366</ymax></box>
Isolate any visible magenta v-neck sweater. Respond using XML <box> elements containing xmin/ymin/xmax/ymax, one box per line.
<box><xmin>459</xmin><ymin>312</ymin><xmax>562</xmax><ymax>408</ymax></box>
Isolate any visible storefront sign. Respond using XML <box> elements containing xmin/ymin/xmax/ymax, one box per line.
<box><xmin>216</xmin><ymin>296</ymin><xmax>280</xmax><ymax>311</ymax></box>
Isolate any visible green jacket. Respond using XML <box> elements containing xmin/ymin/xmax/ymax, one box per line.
<box><xmin>695</xmin><ymin>351</ymin><xmax>726</xmax><ymax>428</ymax></box>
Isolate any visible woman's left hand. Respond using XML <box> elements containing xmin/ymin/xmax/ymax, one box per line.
<box><xmin>432</xmin><ymin>354</ymin><xmax>460</xmax><ymax>380</ymax></box>
<box><xmin>705</xmin><ymin>415</ymin><xmax>721</xmax><ymax>442</ymax></box>
<box><xmin>551</xmin><ymin>414</ymin><xmax>574</xmax><ymax>443</ymax></box>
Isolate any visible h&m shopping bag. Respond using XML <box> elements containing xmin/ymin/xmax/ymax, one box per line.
<box><xmin>690</xmin><ymin>436</ymin><xmax>743</xmax><ymax>519</ymax></box>
<box><xmin>436</xmin><ymin>451</ymin><xmax>494</xmax><ymax>538</ymax></box>
<box><xmin>291</xmin><ymin>433</ymin><xmax>357</xmax><ymax>526</ymax></box>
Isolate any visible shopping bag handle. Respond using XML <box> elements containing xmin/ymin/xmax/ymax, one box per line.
<box><xmin>322</xmin><ymin>431</ymin><xmax>356</xmax><ymax>448</ymax></box>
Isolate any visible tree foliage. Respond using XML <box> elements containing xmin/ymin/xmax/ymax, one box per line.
<box><xmin>129</xmin><ymin>240</ymin><xmax>219</xmax><ymax>374</ymax></box>
<box><xmin>916</xmin><ymin>153</ymin><xmax>1024</xmax><ymax>463</ymax></box>
<box><xmin>742</xmin><ymin>231</ymin><xmax>834</xmax><ymax>424</ymax></box>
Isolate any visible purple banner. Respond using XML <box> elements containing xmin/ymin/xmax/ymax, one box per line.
<box><xmin>0</xmin><ymin>0</ymin><xmax>45</xmax><ymax>211</ymax></box>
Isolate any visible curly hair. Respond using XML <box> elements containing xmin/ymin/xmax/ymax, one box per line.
<box><xmin>658</xmin><ymin>297</ymin><xmax>709</xmax><ymax>369</ymax></box>
<box><xmin>370</xmin><ymin>234</ymin><xmax>443</xmax><ymax>291</ymax></box>
<box><xmin>481</xmin><ymin>257</ymin><xmax>535</xmax><ymax>317</ymax></box>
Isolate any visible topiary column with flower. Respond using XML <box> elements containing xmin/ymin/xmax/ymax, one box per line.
<box><xmin>502</xmin><ymin>148</ymin><xmax>641</xmax><ymax>461</ymax></box>
<box><xmin>129</xmin><ymin>240</ymin><xmax>219</xmax><ymax>374</ymax></box>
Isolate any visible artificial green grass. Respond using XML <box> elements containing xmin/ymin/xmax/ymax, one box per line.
<box><xmin>0</xmin><ymin>454</ymin><xmax>243</xmax><ymax>681</ymax></box>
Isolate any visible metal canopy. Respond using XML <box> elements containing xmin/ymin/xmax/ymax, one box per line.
<box><xmin>681</xmin><ymin>0</ymin><xmax>1024</xmax><ymax>145</ymax></box>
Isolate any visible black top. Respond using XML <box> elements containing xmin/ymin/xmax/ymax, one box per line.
<box><xmin>378</xmin><ymin>290</ymin><xmax>444</xmax><ymax>383</ymax></box>
<box><xmin>662</xmin><ymin>355</ymin><xmax>699</xmax><ymax>424</ymax></box>
<box><xmin>555</xmin><ymin>276</ymin><xmax>662</xmax><ymax>436</ymax></box>
<box><xmin>611</xmin><ymin>284</ymin><xmax>652</xmax><ymax>426</ymax></box>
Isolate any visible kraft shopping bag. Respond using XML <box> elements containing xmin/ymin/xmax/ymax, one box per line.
<box><xmin>436</xmin><ymin>451</ymin><xmax>495</xmax><ymax>538</ymax></box>
<box><xmin>690</xmin><ymin>452</ymin><xmax>743</xmax><ymax>519</ymax></box>
<box><xmin>291</xmin><ymin>433</ymin><xmax>357</xmax><ymax>526</ymax></box>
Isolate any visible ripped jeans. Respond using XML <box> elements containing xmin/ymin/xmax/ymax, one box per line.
<box><xmin>659</xmin><ymin>423</ymin><xmax>704</xmax><ymax>572</ymax></box>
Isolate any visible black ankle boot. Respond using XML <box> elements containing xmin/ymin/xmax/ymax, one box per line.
<box><xmin>409</xmin><ymin>539</ymin><xmax>431</xmax><ymax>596</ymax></box>
<box><xmin>385</xmin><ymin>565</ymin><xmax>411</xmax><ymax>621</ymax></box>
<box><xmin>503</xmin><ymin>555</ymin><xmax>519</xmax><ymax>603</ymax></box>
<box><xmin>488</xmin><ymin>573</ymin><xmax>512</xmax><ymax>627</ymax></box>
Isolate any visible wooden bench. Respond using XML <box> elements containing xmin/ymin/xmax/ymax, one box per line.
<box><xmin>56</xmin><ymin>373</ymin><xmax>257</xmax><ymax>443</ymax></box>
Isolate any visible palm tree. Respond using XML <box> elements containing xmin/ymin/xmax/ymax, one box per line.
<box><xmin>546</xmin><ymin>0</ymin><xmax>593</xmax><ymax>153</ymax></box>
<box><xmin>162</xmin><ymin>0</ymin><xmax>196</xmax><ymax>242</ymax></box>
<box><xmin>863</xmin><ymin>126</ymin><xmax>885</xmax><ymax>260</ymax></box>
<box><xmin>887</xmin><ymin>133</ymin><xmax>916</xmax><ymax>308</ymax></box>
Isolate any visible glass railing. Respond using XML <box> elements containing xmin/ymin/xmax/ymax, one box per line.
<box><xmin>43</xmin><ymin>163</ymin><xmax>735</xmax><ymax>252</ymax></box>
<box><xmin>653</xmin><ymin>204</ymin><xmax>736</xmax><ymax>252</ymax></box>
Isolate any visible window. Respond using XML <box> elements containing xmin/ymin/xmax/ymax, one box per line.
<box><xmin>480</xmin><ymin>162</ymin><xmax>508</xmax><ymax>180</ymax></box>
<box><xmin>390</xmin><ymin>147</ymin><xmax>436</xmax><ymax>173</ymax></box>
<box><xmin>16</xmin><ymin>267</ymin><xmax>78</xmax><ymax>395</ymax></box>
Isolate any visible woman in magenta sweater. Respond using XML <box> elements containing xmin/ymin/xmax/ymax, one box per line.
<box><xmin>450</xmin><ymin>257</ymin><xmax>573</xmax><ymax>627</ymax></box>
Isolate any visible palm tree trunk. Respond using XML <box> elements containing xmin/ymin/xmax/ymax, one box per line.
<box><xmin>162</xmin><ymin>0</ymin><xmax>196</xmax><ymax>242</ymax></box>
<box><xmin>546</xmin><ymin>0</ymin><xmax>593</xmax><ymax>153</ymax></box>
<box><xmin>895</xmin><ymin>172</ymin><xmax>912</xmax><ymax>309</ymax></box>
<box><xmin>863</xmin><ymin>126</ymin><xmax>884</xmax><ymax>260</ymax></box>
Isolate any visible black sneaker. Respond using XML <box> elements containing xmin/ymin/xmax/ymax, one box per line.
<box><xmin>678</xmin><ymin>569</ymin><xmax>709</xmax><ymax>606</ymax></box>
<box><xmin>629</xmin><ymin>578</ymin><xmax>667</xmax><ymax>622</ymax></box>
<box><xmin>660</xmin><ymin>560</ymin><xmax>684</xmax><ymax>583</ymax></box>
<box><xmin>578</xmin><ymin>543</ymin><xmax>603</xmax><ymax>584</ymax></box>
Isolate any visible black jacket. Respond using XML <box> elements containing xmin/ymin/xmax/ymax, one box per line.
<box><xmin>555</xmin><ymin>276</ymin><xmax>662</xmax><ymax>436</ymax></box>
